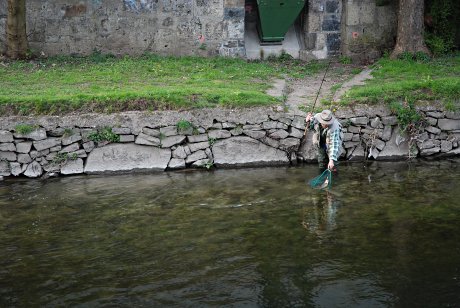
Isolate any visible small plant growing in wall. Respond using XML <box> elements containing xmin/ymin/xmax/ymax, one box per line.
<box><xmin>208</xmin><ymin>137</ymin><xmax>217</xmax><ymax>147</ymax></box>
<box><xmin>202</xmin><ymin>161</ymin><xmax>214</xmax><ymax>170</ymax></box>
<box><xmin>51</xmin><ymin>152</ymin><xmax>79</xmax><ymax>166</ymax></box>
<box><xmin>176</xmin><ymin>120</ymin><xmax>194</xmax><ymax>133</ymax></box>
<box><xmin>14</xmin><ymin>124</ymin><xmax>36</xmax><ymax>135</ymax></box>
<box><xmin>390</xmin><ymin>100</ymin><xmax>427</xmax><ymax>159</ymax></box>
<box><xmin>87</xmin><ymin>127</ymin><xmax>120</xmax><ymax>143</ymax></box>
<box><xmin>63</xmin><ymin>128</ymin><xmax>74</xmax><ymax>137</ymax></box>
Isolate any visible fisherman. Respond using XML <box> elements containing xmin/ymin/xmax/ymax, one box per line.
<box><xmin>305</xmin><ymin>109</ymin><xmax>343</xmax><ymax>171</ymax></box>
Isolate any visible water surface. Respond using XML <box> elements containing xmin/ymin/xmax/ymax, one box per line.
<box><xmin>1</xmin><ymin>160</ymin><xmax>460</xmax><ymax>307</ymax></box>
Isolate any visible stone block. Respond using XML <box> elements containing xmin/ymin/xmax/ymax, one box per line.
<box><xmin>344</xmin><ymin>141</ymin><xmax>360</xmax><ymax>148</ymax></box>
<box><xmin>291</xmin><ymin>116</ymin><xmax>307</xmax><ymax>130</ymax></box>
<box><xmin>0</xmin><ymin>131</ymin><xmax>14</xmax><ymax>143</ymax></box>
<box><xmin>230</xmin><ymin>126</ymin><xmax>243</xmax><ymax>136</ymax></box>
<box><xmin>213</xmin><ymin>137</ymin><xmax>289</xmax><ymax>167</ymax></box>
<box><xmin>16</xmin><ymin>142</ymin><xmax>32</xmax><ymax>153</ymax></box>
<box><xmin>348</xmin><ymin>145</ymin><xmax>366</xmax><ymax>161</ymax></box>
<box><xmin>322</xmin><ymin>16</ymin><xmax>340</xmax><ymax>31</ymax></box>
<box><xmin>243</xmin><ymin>124</ymin><xmax>262</xmax><ymax>130</ymax></box>
<box><xmin>18</xmin><ymin>154</ymin><xmax>32</xmax><ymax>164</ymax></box>
<box><xmin>343</xmin><ymin>132</ymin><xmax>353</xmax><ymax>141</ymax></box>
<box><xmin>445</xmin><ymin>111</ymin><xmax>460</xmax><ymax>120</ymax></box>
<box><xmin>112</xmin><ymin>127</ymin><xmax>132</xmax><ymax>135</ymax></box>
<box><xmin>420</xmin><ymin>147</ymin><xmax>440</xmax><ymax>156</ymax></box>
<box><xmin>187</xmin><ymin>134</ymin><xmax>209</xmax><ymax>143</ymax></box>
<box><xmin>261</xmin><ymin>137</ymin><xmax>280</xmax><ymax>148</ymax></box>
<box><xmin>425</xmin><ymin>126</ymin><xmax>441</xmax><ymax>135</ymax></box>
<box><xmin>279</xmin><ymin>138</ymin><xmax>300</xmax><ymax>150</ymax></box>
<box><xmin>61</xmin><ymin>158</ymin><xmax>84</xmax><ymax>175</ymax></box>
<box><xmin>360</xmin><ymin>5</ymin><xmax>375</xmax><ymax>24</ymax></box>
<box><xmin>378</xmin><ymin>128</ymin><xmax>409</xmax><ymax>160</ymax></box>
<box><xmin>382</xmin><ymin>116</ymin><xmax>398</xmax><ymax>126</ymax></box>
<box><xmin>84</xmin><ymin>144</ymin><xmax>171</xmax><ymax>173</ymax></box>
<box><xmin>441</xmin><ymin>140</ymin><xmax>453</xmax><ymax>153</ymax></box>
<box><xmin>347</xmin><ymin>126</ymin><xmax>361</xmax><ymax>133</ymax></box>
<box><xmin>289</xmin><ymin>127</ymin><xmax>304</xmax><ymax>139</ymax></box>
<box><xmin>262</xmin><ymin>121</ymin><xmax>288</xmax><ymax>130</ymax></box>
<box><xmin>305</xmin><ymin>33</ymin><xmax>317</xmax><ymax>50</ymax></box>
<box><xmin>426</xmin><ymin>111</ymin><xmax>444</xmax><ymax>118</ymax></box>
<box><xmin>188</xmin><ymin>141</ymin><xmax>210</xmax><ymax>152</ymax></box>
<box><xmin>14</xmin><ymin>128</ymin><xmax>47</xmax><ymax>141</ymax></box>
<box><xmin>33</xmin><ymin>138</ymin><xmax>61</xmax><ymax>151</ymax></box>
<box><xmin>350</xmin><ymin>116</ymin><xmax>369</xmax><ymax>126</ymax></box>
<box><xmin>83</xmin><ymin>141</ymin><xmax>95</xmax><ymax>152</ymax></box>
<box><xmin>10</xmin><ymin>162</ymin><xmax>22</xmax><ymax>176</ymax></box>
<box><xmin>346</xmin><ymin>5</ymin><xmax>360</xmax><ymax>26</ymax></box>
<box><xmin>119</xmin><ymin>135</ymin><xmax>135</xmax><ymax>143</ymax></box>
<box><xmin>142</xmin><ymin>127</ymin><xmax>161</xmax><ymax>137</ymax></box>
<box><xmin>48</xmin><ymin>127</ymin><xmax>66</xmax><ymax>137</ymax></box>
<box><xmin>381</xmin><ymin>126</ymin><xmax>392</xmax><ymax>141</ymax></box>
<box><xmin>0</xmin><ymin>151</ymin><xmax>17</xmax><ymax>161</ymax></box>
<box><xmin>438</xmin><ymin>119</ymin><xmax>460</xmax><ymax>131</ymax></box>
<box><xmin>211</xmin><ymin>123</ymin><xmax>223</xmax><ymax>129</ymax></box>
<box><xmin>374</xmin><ymin>139</ymin><xmax>386</xmax><ymax>151</ymax></box>
<box><xmin>0</xmin><ymin>161</ymin><xmax>10</xmax><ymax>176</ymax></box>
<box><xmin>269</xmin><ymin>130</ymin><xmax>289</xmax><ymax>140</ymax></box>
<box><xmin>172</xmin><ymin>146</ymin><xmax>188</xmax><ymax>159</ymax></box>
<box><xmin>160</xmin><ymin>126</ymin><xmax>178</xmax><ymax>137</ymax></box>
<box><xmin>161</xmin><ymin>135</ymin><xmax>186</xmax><ymax>148</ymax></box>
<box><xmin>60</xmin><ymin>143</ymin><xmax>80</xmax><ymax>153</ymax></box>
<box><xmin>135</xmin><ymin>133</ymin><xmax>161</xmax><ymax>147</ymax></box>
<box><xmin>208</xmin><ymin>130</ymin><xmax>232</xmax><ymax>139</ymax></box>
<box><xmin>222</xmin><ymin>122</ymin><xmax>237</xmax><ymax>129</ymax></box>
<box><xmin>62</xmin><ymin>133</ymin><xmax>82</xmax><ymax>146</ymax></box>
<box><xmin>0</xmin><ymin>143</ymin><xmax>16</xmax><ymax>152</ymax></box>
<box><xmin>326</xmin><ymin>0</ymin><xmax>338</xmax><ymax>13</ymax></box>
<box><xmin>24</xmin><ymin>161</ymin><xmax>43</xmax><ymax>178</ymax></box>
<box><xmin>168</xmin><ymin>158</ymin><xmax>186</xmax><ymax>169</ymax></box>
<box><xmin>244</xmin><ymin>130</ymin><xmax>266</xmax><ymax>139</ymax></box>
<box><xmin>185</xmin><ymin>150</ymin><xmax>207</xmax><ymax>164</ymax></box>
<box><xmin>370</xmin><ymin>117</ymin><xmax>383</xmax><ymax>128</ymax></box>
<box><xmin>192</xmin><ymin>159</ymin><xmax>211</xmax><ymax>168</ymax></box>
<box><xmin>326</xmin><ymin>33</ymin><xmax>340</xmax><ymax>52</ymax></box>
<box><xmin>425</xmin><ymin>117</ymin><xmax>437</xmax><ymax>126</ymax></box>
<box><xmin>224</xmin><ymin>7</ymin><xmax>244</xmax><ymax>20</ymax></box>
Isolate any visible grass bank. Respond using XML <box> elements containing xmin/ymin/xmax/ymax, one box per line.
<box><xmin>339</xmin><ymin>54</ymin><xmax>460</xmax><ymax>109</ymax></box>
<box><xmin>0</xmin><ymin>53</ymin><xmax>324</xmax><ymax>115</ymax></box>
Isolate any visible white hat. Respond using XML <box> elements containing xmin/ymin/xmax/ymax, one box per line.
<box><xmin>315</xmin><ymin>110</ymin><xmax>334</xmax><ymax>125</ymax></box>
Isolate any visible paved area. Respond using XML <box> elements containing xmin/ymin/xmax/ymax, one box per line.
<box><xmin>245</xmin><ymin>21</ymin><xmax>301</xmax><ymax>60</ymax></box>
<box><xmin>267</xmin><ymin>63</ymin><xmax>373</xmax><ymax>115</ymax></box>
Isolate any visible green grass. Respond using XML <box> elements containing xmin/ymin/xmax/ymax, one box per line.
<box><xmin>0</xmin><ymin>53</ymin><xmax>326</xmax><ymax>115</ymax></box>
<box><xmin>340</xmin><ymin>54</ymin><xmax>460</xmax><ymax>108</ymax></box>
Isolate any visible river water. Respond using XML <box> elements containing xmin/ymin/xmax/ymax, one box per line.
<box><xmin>1</xmin><ymin>159</ymin><xmax>459</xmax><ymax>307</ymax></box>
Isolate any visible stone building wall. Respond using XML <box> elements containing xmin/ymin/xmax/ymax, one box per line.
<box><xmin>341</xmin><ymin>0</ymin><xmax>398</xmax><ymax>62</ymax></box>
<box><xmin>0</xmin><ymin>0</ymin><xmax>245</xmax><ymax>57</ymax></box>
<box><xmin>0</xmin><ymin>0</ymin><xmax>399</xmax><ymax>60</ymax></box>
<box><xmin>1</xmin><ymin>105</ymin><xmax>459</xmax><ymax>180</ymax></box>
<box><xmin>301</xmin><ymin>0</ymin><xmax>342</xmax><ymax>60</ymax></box>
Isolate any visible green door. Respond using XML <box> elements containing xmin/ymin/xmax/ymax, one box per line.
<box><xmin>257</xmin><ymin>0</ymin><xmax>305</xmax><ymax>42</ymax></box>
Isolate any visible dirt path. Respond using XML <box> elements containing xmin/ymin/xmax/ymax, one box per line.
<box><xmin>268</xmin><ymin>62</ymin><xmax>372</xmax><ymax>115</ymax></box>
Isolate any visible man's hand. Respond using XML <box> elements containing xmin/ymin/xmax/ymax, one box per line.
<box><xmin>305</xmin><ymin>112</ymin><xmax>313</xmax><ymax>123</ymax></box>
<box><xmin>327</xmin><ymin>159</ymin><xmax>335</xmax><ymax>170</ymax></box>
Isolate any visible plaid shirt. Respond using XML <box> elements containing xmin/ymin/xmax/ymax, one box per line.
<box><xmin>309</xmin><ymin>118</ymin><xmax>342</xmax><ymax>161</ymax></box>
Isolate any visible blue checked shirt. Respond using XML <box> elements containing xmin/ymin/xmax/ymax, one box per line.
<box><xmin>309</xmin><ymin>118</ymin><xmax>342</xmax><ymax>161</ymax></box>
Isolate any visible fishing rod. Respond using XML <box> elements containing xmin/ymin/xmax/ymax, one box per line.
<box><xmin>304</xmin><ymin>60</ymin><xmax>332</xmax><ymax>136</ymax></box>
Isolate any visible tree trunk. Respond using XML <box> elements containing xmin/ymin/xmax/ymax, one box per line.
<box><xmin>391</xmin><ymin>0</ymin><xmax>431</xmax><ymax>58</ymax></box>
<box><xmin>6</xmin><ymin>0</ymin><xmax>28</xmax><ymax>59</ymax></box>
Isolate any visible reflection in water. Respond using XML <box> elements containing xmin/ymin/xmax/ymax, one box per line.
<box><xmin>1</xmin><ymin>160</ymin><xmax>460</xmax><ymax>307</ymax></box>
<box><xmin>302</xmin><ymin>191</ymin><xmax>340</xmax><ymax>237</ymax></box>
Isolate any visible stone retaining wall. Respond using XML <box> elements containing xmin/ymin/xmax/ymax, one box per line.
<box><xmin>1</xmin><ymin>105</ymin><xmax>459</xmax><ymax>179</ymax></box>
